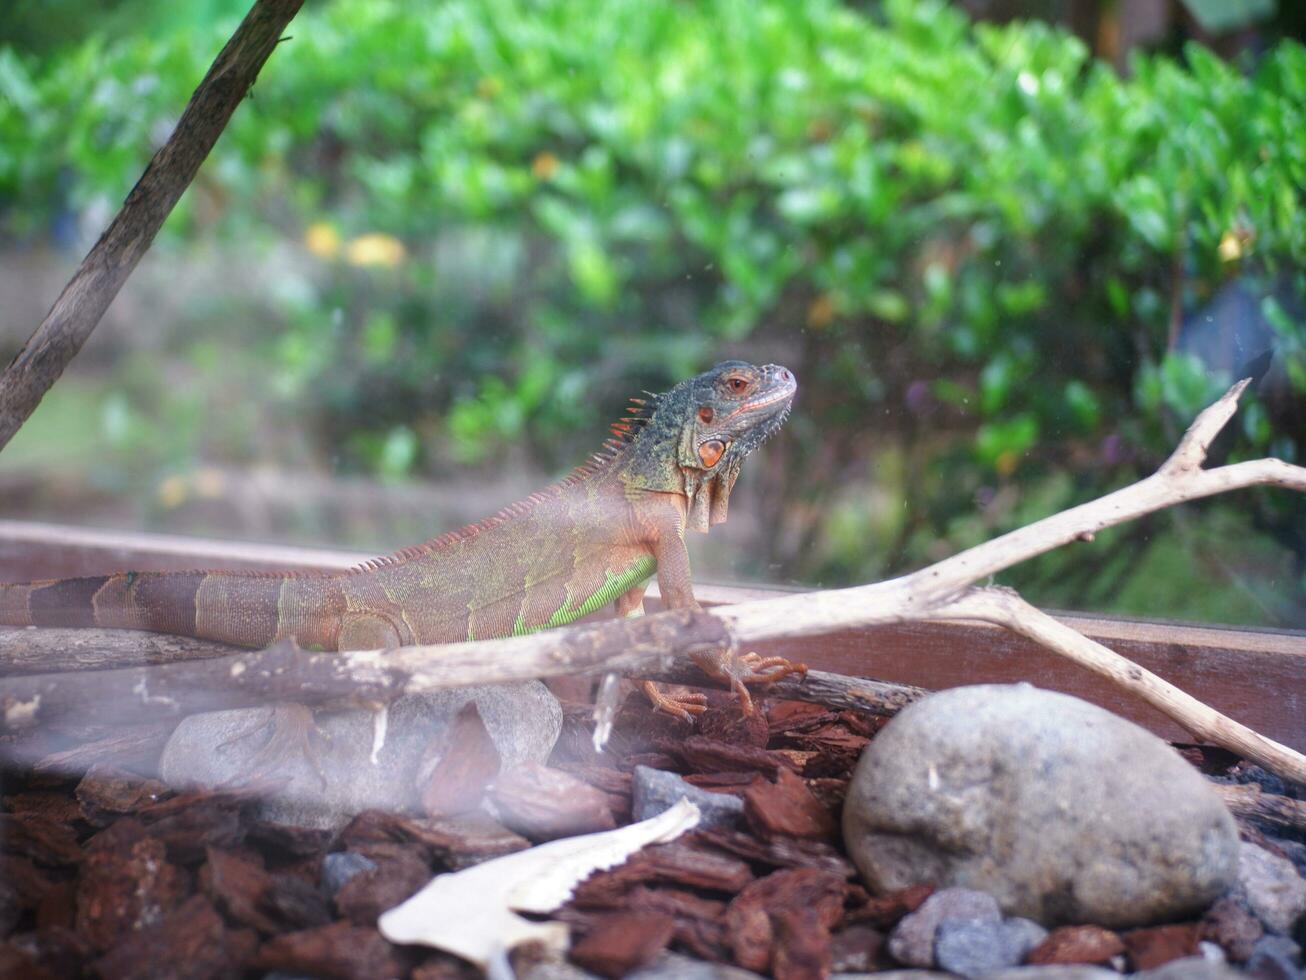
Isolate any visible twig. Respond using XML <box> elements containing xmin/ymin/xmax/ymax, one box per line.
<box><xmin>1211</xmin><ymin>782</ymin><xmax>1306</xmax><ymax>835</ymax></box>
<box><xmin>931</xmin><ymin>587</ymin><xmax>1305</xmax><ymax>786</ymax></box>
<box><xmin>1</xmin><ymin>381</ymin><xmax>1304</xmax><ymax>783</ymax></box>
<box><xmin>0</xmin><ymin>0</ymin><xmax>304</xmax><ymax>452</ymax></box>
<box><xmin>0</xmin><ymin>626</ymin><xmax>233</xmax><ymax>675</ymax></box>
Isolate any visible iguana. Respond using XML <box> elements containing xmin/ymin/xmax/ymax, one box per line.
<box><xmin>0</xmin><ymin>360</ymin><xmax>803</xmax><ymax>721</ymax></box>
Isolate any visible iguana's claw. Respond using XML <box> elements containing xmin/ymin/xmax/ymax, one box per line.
<box><xmin>690</xmin><ymin>649</ymin><xmax>808</xmax><ymax>716</ymax></box>
<box><xmin>218</xmin><ymin>702</ymin><xmax>331</xmax><ymax>791</ymax></box>
<box><xmin>641</xmin><ymin>681</ymin><xmax>709</xmax><ymax>723</ymax></box>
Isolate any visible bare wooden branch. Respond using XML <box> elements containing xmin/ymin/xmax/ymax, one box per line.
<box><xmin>646</xmin><ymin>660</ymin><xmax>927</xmax><ymax>716</ymax></box>
<box><xmin>1212</xmin><ymin>781</ymin><xmax>1306</xmax><ymax>835</ymax></box>
<box><xmin>932</xmin><ymin>587</ymin><xmax>1306</xmax><ymax>784</ymax></box>
<box><xmin>0</xmin><ymin>626</ymin><xmax>231</xmax><ymax>675</ymax></box>
<box><xmin>0</xmin><ymin>611</ymin><xmax>731</xmax><ymax>729</ymax></box>
<box><xmin>1</xmin><ymin>381</ymin><xmax>1304</xmax><ymax>784</ymax></box>
<box><xmin>0</xmin><ymin>0</ymin><xmax>304</xmax><ymax>451</ymax></box>
<box><xmin>0</xmin><ymin>623</ymin><xmax>926</xmax><ymax>719</ymax></box>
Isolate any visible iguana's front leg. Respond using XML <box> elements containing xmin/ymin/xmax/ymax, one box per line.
<box><xmin>630</xmin><ymin>522</ymin><xmax>708</xmax><ymax>721</ymax></box>
<box><xmin>650</xmin><ymin>515</ymin><xmax>807</xmax><ymax>717</ymax></box>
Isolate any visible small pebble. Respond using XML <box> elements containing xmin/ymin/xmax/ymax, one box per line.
<box><xmin>976</xmin><ymin>968</ymin><xmax>1118</xmax><ymax>980</ymax></box>
<box><xmin>1245</xmin><ymin>934</ymin><xmax>1304</xmax><ymax>980</ymax></box>
<box><xmin>1234</xmin><ymin>842</ymin><xmax>1306</xmax><ymax>935</ymax></box>
<box><xmin>886</xmin><ymin>886</ymin><xmax>1001</xmax><ymax>968</ymax></box>
<box><xmin>321</xmin><ymin>852</ymin><xmax>377</xmax><ymax>895</ymax></box>
<box><xmin>934</xmin><ymin>917</ymin><xmax>1048</xmax><ymax>977</ymax></box>
<box><xmin>1131</xmin><ymin>956</ymin><xmax>1245</xmax><ymax>979</ymax></box>
<box><xmin>632</xmin><ymin>766</ymin><xmax>744</xmax><ymax>829</ymax></box>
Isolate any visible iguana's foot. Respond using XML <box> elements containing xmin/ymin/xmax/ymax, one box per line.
<box><xmin>690</xmin><ymin>649</ymin><xmax>808</xmax><ymax>715</ymax></box>
<box><xmin>641</xmin><ymin>680</ymin><xmax>709</xmax><ymax>723</ymax></box>
<box><xmin>218</xmin><ymin>702</ymin><xmax>330</xmax><ymax>790</ymax></box>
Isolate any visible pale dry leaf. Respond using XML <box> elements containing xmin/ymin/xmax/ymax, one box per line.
<box><xmin>377</xmin><ymin>798</ymin><xmax>701</xmax><ymax>967</ymax></box>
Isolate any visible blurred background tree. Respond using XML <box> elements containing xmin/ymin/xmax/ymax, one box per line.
<box><xmin>0</xmin><ymin>0</ymin><xmax>1302</xmax><ymax>626</ymax></box>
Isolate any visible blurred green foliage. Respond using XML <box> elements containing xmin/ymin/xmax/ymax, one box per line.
<box><xmin>0</xmin><ymin>0</ymin><xmax>1303</xmax><ymax>622</ymax></box>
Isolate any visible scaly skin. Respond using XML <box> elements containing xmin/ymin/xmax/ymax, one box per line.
<box><xmin>0</xmin><ymin>361</ymin><xmax>803</xmax><ymax>718</ymax></box>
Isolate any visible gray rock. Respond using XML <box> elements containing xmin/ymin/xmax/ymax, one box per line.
<box><xmin>522</xmin><ymin>959</ymin><xmax>602</xmax><ymax>980</ymax></box>
<box><xmin>1245</xmin><ymin>934</ymin><xmax>1303</xmax><ymax>979</ymax></box>
<box><xmin>160</xmin><ymin>683</ymin><xmax>562</xmax><ymax>830</ymax></box>
<box><xmin>1234</xmin><ymin>842</ymin><xmax>1306</xmax><ymax>935</ymax></box>
<box><xmin>977</xmin><ymin>969</ymin><xmax>1118</xmax><ymax>980</ymax></box>
<box><xmin>843</xmin><ymin>684</ymin><xmax>1239</xmax><ymax>928</ymax></box>
<box><xmin>831</xmin><ymin>973</ymin><xmax>953</xmax><ymax>979</ymax></box>
<box><xmin>632</xmin><ymin>766</ymin><xmax>744</xmax><ymax>829</ymax></box>
<box><xmin>321</xmin><ymin>851</ymin><xmax>376</xmax><ymax>895</ymax></box>
<box><xmin>627</xmin><ymin>952</ymin><xmax>765</xmax><ymax>978</ymax></box>
<box><xmin>935</xmin><ymin>917</ymin><xmax>1049</xmax><ymax>977</ymax></box>
<box><xmin>1132</xmin><ymin>956</ymin><xmax>1247</xmax><ymax>979</ymax></box>
<box><xmin>886</xmin><ymin>886</ymin><xmax>1001</xmax><ymax>968</ymax></box>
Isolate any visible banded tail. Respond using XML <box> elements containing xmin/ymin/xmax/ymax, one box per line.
<box><xmin>0</xmin><ymin>570</ymin><xmax>333</xmax><ymax>650</ymax></box>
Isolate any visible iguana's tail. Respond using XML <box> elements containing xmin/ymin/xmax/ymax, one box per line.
<box><xmin>0</xmin><ymin>570</ymin><xmax>334</xmax><ymax>649</ymax></box>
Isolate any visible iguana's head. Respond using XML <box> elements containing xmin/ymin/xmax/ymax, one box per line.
<box><xmin>618</xmin><ymin>360</ymin><xmax>797</xmax><ymax>531</ymax></box>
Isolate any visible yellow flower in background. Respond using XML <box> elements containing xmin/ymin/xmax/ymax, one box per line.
<box><xmin>345</xmin><ymin>233</ymin><xmax>406</xmax><ymax>269</ymax></box>
<box><xmin>304</xmin><ymin>221</ymin><xmax>342</xmax><ymax>259</ymax></box>
<box><xmin>532</xmin><ymin>151</ymin><xmax>559</xmax><ymax>181</ymax></box>
<box><xmin>1218</xmin><ymin>229</ymin><xmax>1245</xmax><ymax>263</ymax></box>
<box><xmin>157</xmin><ymin>475</ymin><xmax>188</xmax><ymax>509</ymax></box>
<box><xmin>806</xmin><ymin>293</ymin><xmax>836</xmax><ymax>330</ymax></box>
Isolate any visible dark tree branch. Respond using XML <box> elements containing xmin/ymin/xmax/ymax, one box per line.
<box><xmin>0</xmin><ymin>0</ymin><xmax>304</xmax><ymax>451</ymax></box>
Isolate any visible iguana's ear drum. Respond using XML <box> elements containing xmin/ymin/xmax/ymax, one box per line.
<box><xmin>698</xmin><ymin>440</ymin><xmax>725</xmax><ymax>468</ymax></box>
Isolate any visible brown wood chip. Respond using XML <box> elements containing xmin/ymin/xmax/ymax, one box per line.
<box><xmin>772</xmin><ymin>905</ymin><xmax>832</xmax><ymax>980</ymax></box>
<box><xmin>1199</xmin><ymin>896</ymin><xmax>1263</xmax><ymax>962</ymax></box>
<box><xmin>135</xmin><ymin>790</ymin><xmax>246</xmax><ymax>864</ymax></box>
<box><xmin>93</xmin><ymin>893</ymin><xmax>256</xmax><ymax>980</ymax></box>
<box><xmin>742</xmin><ymin>768</ymin><xmax>837</xmax><ymax>840</ymax></box>
<box><xmin>1027</xmin><ymin>923</ymin><xmax>1126</xmax><ymax>965</ymax></box>
<box><xmin>255</xmin><ymin>921</ymin><xmax>408</xmax><ymax>980</ymax></box>
<box><xmin>75</xmin><ymin>819</ymin><xmax>189</xmax><ymax>952</ymax></box>
<box><xmin>692</xmin><ymin>827</ymin><xmax>854</xmax><ymax>877</ymax></box>
<box><xmin>418</xmin><ymin>703</ymin><xmax>501</xmax><ymax>818</ymax></box>
<box><xmin>677</xmin><ymin>736</ymin><xmax>799</xmax><ymax>778</ymax></box>
<box><xmin>488</xmin><ymin>763</ymin><xmax>616</xmax><ymax>841</ymax></box>
<box><xmin>0</xmin><ymin>812</ymin><xmax>82</xmax><ymax>867</ymax></box>
<box><xmin>75</xmin><ymin>765</ymin><xmax>169</xmax><ymax>825</ymax></box>
<box><xmin>1122</xmin><ymin>923</ymin><xmax>1201</xmax><ymax>971</ymax></box>
<box><xmin>569</xmin><ymin>911</ymin><xmax>676</xmax><ymax>978</ymax></box>
<box><xmin>845</xmin><ymin>882</ymin><xmax>935</xmax><ymax>928</ymax></box>
<box><xmin>696</xmin><ymin>704</ymin><xmax>770</xmax><ymax>747</ymax></box>
<box><xmin>403</xmin><ymin>812</ymin><xmax>531</xmax><ymax>871</ymax></box>
<box><xmin>725</xmin><ymin>867</ymin><xmax>847</xmax><ymax>974</ymax></box>
<box><xmin>201</xmin><ymin>845</ymin><xmax>329</xmax><ymax>935</ymax></box>
<box><xmin>333</xmin><ymin>843</ymin><xmax>432</xmax><ymax>927</ymax></box>
<box><xmin>3</xmin><ymin>790</ymin><xmax>85</xmax><ymax>826</ymax></box>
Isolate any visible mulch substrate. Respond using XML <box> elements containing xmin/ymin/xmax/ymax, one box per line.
<box><xmin>0</xmin><ymin>688</ymin><xmax>1290</xmax><ymax>979</ymax></box>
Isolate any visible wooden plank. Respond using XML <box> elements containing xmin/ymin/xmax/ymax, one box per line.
<box><xmin>0</xmin><ymin>520</ymin><xmax>1301</xmax><ymax>750</ymax></box>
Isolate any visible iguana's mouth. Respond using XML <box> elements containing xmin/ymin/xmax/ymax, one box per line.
<box><xmin>723</xmin><ymin>378</ymin><xmax>797</xmax><ymax>421</ymax></box>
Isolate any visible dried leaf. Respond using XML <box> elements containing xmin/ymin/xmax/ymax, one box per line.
<box><xmin>378</xmin><ymin>799</ymin><xmax>700</xmax><ymax>968</ymax></box>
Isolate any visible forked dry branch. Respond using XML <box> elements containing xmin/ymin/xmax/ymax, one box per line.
<box><xmin>2</xmin><ymin>381</ymin><xmax>1304</xmax><ymax>784</ymax></box>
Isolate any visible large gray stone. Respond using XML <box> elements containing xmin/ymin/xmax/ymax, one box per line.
<box><xmin>160</xmin><ymin>683</ymin><xmax>561</xmax><ymax>830</ymax></box>
<box><xmin>843</xmin><ymin>684</ymin><xmax>1239</xmax><ymax>928</ymax></box>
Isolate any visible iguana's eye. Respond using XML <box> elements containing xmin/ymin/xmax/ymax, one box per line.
<box><xmin>698</xmin><ymin>406</ymin><xmax>714</xmax><ymax>423</ymax></box>
<box><xmin>726</xmin><ymin>377</ymin><xmax>748</xmax><ymax>393</ymax></box>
